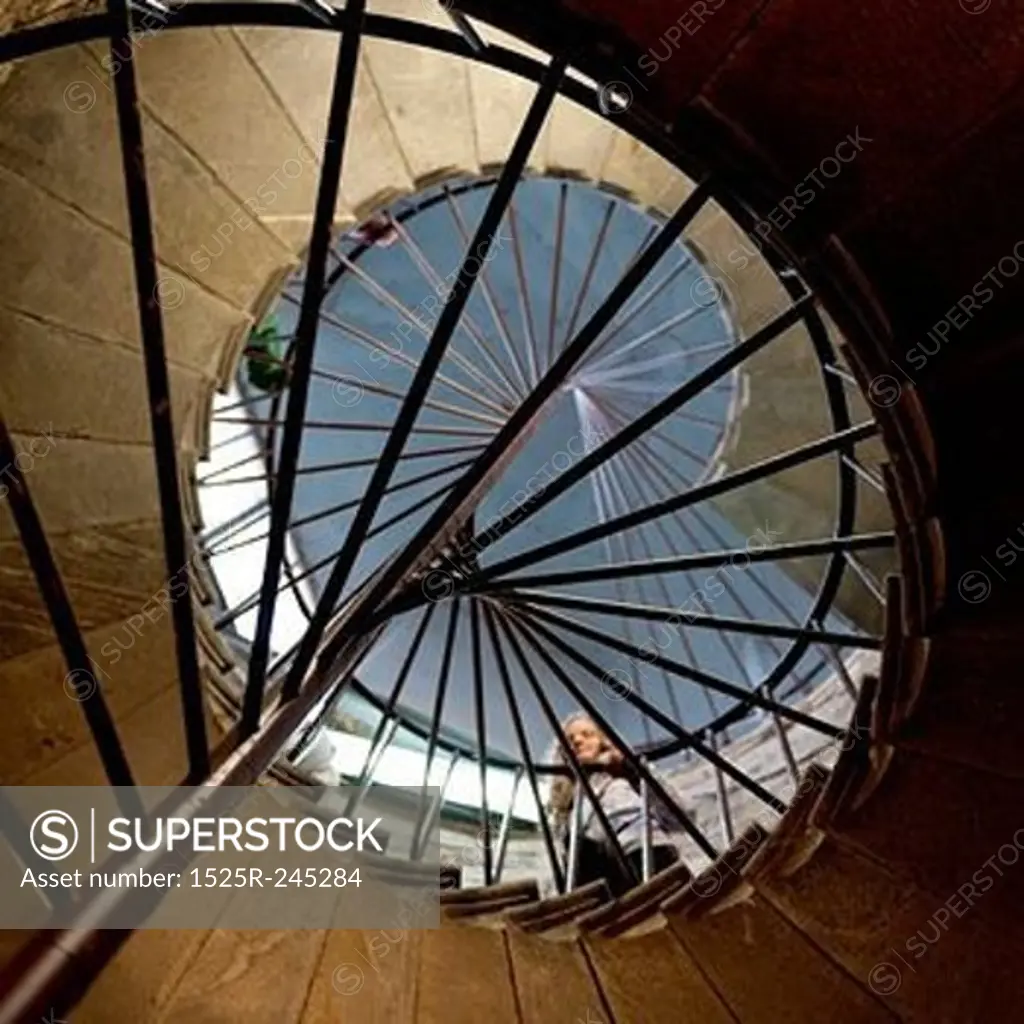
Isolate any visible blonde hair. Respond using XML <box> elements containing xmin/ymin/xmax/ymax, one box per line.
<box><xmin>546</xmin><ymin>713</ymin><xmax>619</xmax><ymax>837</ymax></box>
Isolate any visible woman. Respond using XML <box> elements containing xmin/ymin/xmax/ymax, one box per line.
<box><xmin>547</xmin><ymin>713</ymin><xmax>689</xmax><ymax>895</ymax></box>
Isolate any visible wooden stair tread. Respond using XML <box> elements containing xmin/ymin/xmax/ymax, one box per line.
<box><xmin>666</xmin><ymin>887</ymin><xmax>897</xmax><ymax>1023</ymax></box>
<box><xmin>581</xmin><ymin>859</ymin><xmax>695</xmax><ymax>937</ymax></box>
<box><xmin>440</xmin><ymin>879</ymin><xmax>538</xmax><ymax>906</ymax></box>
<box><xmin>506</xmin><ymin>930</ymin><xmax>607</xmax><ymax>1024</ymax></box>
<box><xmin>584</xmin><ymin>925</ymin><xmax>736</xmax><ymax>1024</ymax></box>
<box><xmin>821</xmin><ymin>747</ymin><xmax>1024</xmax><ymax>937</ymax></box>
<box><xmin>505</xmin><ymin>880</ymin><xmax>612</xmax><ymax>933</ymax></box>
<box><xmin>416</xmin><ymin>927</ymin><xmax>519</xmax><ymax>1024</ymax></box>
<box><xmin>755</xmin><ymin>831</ymin><xmax>1024</xmax><ymax>1022</ymax></box>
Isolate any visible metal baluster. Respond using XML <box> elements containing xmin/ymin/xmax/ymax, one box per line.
<box><xmin>413</xmin><ymin>753</ymin><xmax>461</xmax><ymax>861</ymax></box>
<box><xmin>815</xmin><ymin>620</ymin><xmax>860</xmax><ymax>701</ymax></box>
<box><xmin>493</xmin><ymin>768</ymin><xmax>524</xmax><ymax>883</ymax></box>
<box><xmin>564</xmin><ymin>781</ymin><xmax>585</xmax><ymax>892</ymax></box>
<box><xmin>639</xmin><ymin>761</ymin><xmax>653</xmax><ymax>882</ymax></box>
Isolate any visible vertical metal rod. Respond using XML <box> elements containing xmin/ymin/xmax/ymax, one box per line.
<box><xmin>617</xmin><ymin>437</ymin><xmax>799</xmax><ymax>789</ymax></box>
<box><xmin>495</xmin><ymin>609</ymin><xmax>640</xmax><ymax>886</ymax></box>
<box><xmin>639</xmin><ymin>762</ymin><xmax>653</xmax><ymax>882</ymax></box>
<box><xmin>323</xmin><ymin>179</ymin><xmax>714</xmax><ymax>665</ymax></box>
<box><xmin>564</xmin><ymin>782</ymin><xmax>584</xmax><ymax>892</ymax></box>
<box><xmin>196</xmin><ymin>450</ymin><xmax>263</xmax><ymax>485</ymax></box>
<box><xmin>844</xmin><ymin>551</ymin><xmax>886</xmax><ymax>604</ymax></box>
<box><xmin>511</xmin><ymin>604</ymin><xmax>788</xmax><ymax>812</ymax></box>
<box><xmin>459</xmin><ymin>283</ymin><xmax>804</xmax><ymax>563</ymax></box>
<box><xmin>389</xmin><ymin>218</ymin><xmax>523</xmax><ymax>404</ymax></box>
<box><xmin>507</xmin><ymin>200</ymin><xmax>541</xmax><ymax>386</ymax></box>
<box><xmin>0</xmin><ymin>416</ymin><xmax>137</xmax><ymax>791</ymax></box>
<box><xmin>470</xmin><ymin>601</ymin><xmax>494</xmax><ymax>885</ymax></box>
<box><xmin>345</xmin><ymin>718</ymin><xmax>399</xmax><ymax>818</ymax></box>
<box><xmin>627</xmin><ymin>433</ymin><xmax>794</xmax><ymax>632</ymax></box>
<box><xmin>509</xmin><ymin>604</ymin><xmax>737</xmax><ymax>846</ymax></box>
<box><xmin>412</xmin><ymin>601</ymin><xmax>461</xmax><ymax>850</ymax></box>
<box><xmin>841</xmin><ymin>452</ymin><xmax>886</xmax><ymax>494</ymax></box>
<box><xmin>579</xmin><ymin>253</ymin><xmax>693</xmax><ymax>372</ymax></box>
<box><xmin>108</xmin><ymin>0</ymin><xmax>208</xmax><ymax>779</ymax></box>
<box><xmin>208</xmin><ymin>453</ymin><xmax>479</xmax><ymax>557</ymax></box>
<box><xmin>297</xmin><ymin>354</ymin><xmax>507</xmax><ymax>427</ymax></box>
<box><xmin>771</xmin><ymin>710</ymin><xmax>801</xmax><ymax>786</ymax></box>
<box><xmin>482</xmin><ymin>603</ymin><xmax>566</xmax><ymax>893</ymax></box>
<box><xmin>333</xmin><ymin>249</ymin><xmax>517</xmax><ymax>408</ymax></box>
<box><xmin>199</xmin><ymin>443</ymin><xmax>489</xmax><ymax>490</ymax></box>
<box><xmin>608</xmin><ymin>407</ymin><xmax>853</xmax><ymax>638</ymax></box>
<box><xmin>605</xmin><ymin>451</ymin><xmax>717</xmax><ymax>731</ymax></box>
<box><xmin>413</xmin><ymin>752</ymin><xmax>460</xmax><ymax>861</ymax></box>
<box><xmin>704</xmin><ymin>731</ymin><xmax>733</xmax><ymax>845</ymax></box>
<box><xmin>560</xmin><ymin>198</ymin><xmax>616</xmax><ymax>345</ymax></box>
<box><xmin>474</xmin><ymin>422</ymin><xmax>876</xmax><ymax>590</ymax></box>
<box><xmin>546</xmin><ymin>181</ymin><xmax>569</xmax><ymax>373</ymax></box>
<box><xmin>588</xmin><ymin>460</ymin><xmax>654</xmax><ymax>745</ymax></box>
<box><xmin>443</xmin><ymin>6</ymin><xmax>487</xmax><ymax>53</ymax></box>
<box><xmin>815</xmin><ymin>625</ymin><xmax>860</xmax><ymax>701</ymax></box>
<box><xmin>213</xmin><ymin>453</ymin><xmax>461</xmax><ymax>629</ymax></box>
<box><xmin>594</xmin><ymin>444</ymin><xmax>692</xmax><ymax>730</ymax></box>
<box><xmin>343</xmin><ymin>605</ymin><xmax>437</xmax><ymax>817</ymax></box>
<box><xmin>245</xmin><ymin>0</ymin><xmax>368</xmax><ymax>733</ymax></box>
<box><xmin>519</xmin><ymin>601</ymin><xmax>840</xmax><ymax>738</ymax></box>
<box><xmin>297</xmin><ymin>294</ymin><xmax>511</xmax><ymax>418</ymax></box>
<box><xmin>493</xmin><ymin>768</ymin><xmax>523</xmax><ymax>882</ymax></box>
<box><xmin>442</xmin><ymin>186</ymin><xmax>531</xmax><ymax>397</ymax></box>
<box><xmin>209</xmin><ymin>427</ymin><xmax>257</xmax><ymax>454</ymax></box>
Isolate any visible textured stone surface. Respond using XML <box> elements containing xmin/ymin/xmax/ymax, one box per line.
<box><xmin>0</xmin><ymin>309</ymin><xmax>204</xmax><ymax>445</ymax></box>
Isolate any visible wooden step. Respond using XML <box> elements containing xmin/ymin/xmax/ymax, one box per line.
<box><xmin>817</xmin><ymin>746</ymin><xmax>1024</xmax><ymax>939</ymax></box>
<box><xmin>416</xmin><ymin>926</ymin><xmax>519</xmax><ymax>1024</ymax></box>
<box><xmin>664</xmin><ymin>883</ymin><xmax>897</xmax><ymax>1023</ymax></box>
<box><xmin>299</xmin><ymin>882</ymin><xmax>428</xmax><ymax>1023</ymax></box>
<box><xmin>583</xmin><ymin>924</ymin><xmax>736</xmax><ymax>1024</ymax></box>
<box><xmin>505</xmin><ymin>880</ymin><xmax>611</xmax><ymax>933</ymax></box>
<box><xmin>666</xmin><ymin>822</ymin><xmax>771</xmax><ymax>920</ymax></box>
<box><xmin>521</xmin><ymin>892</ymin><xmax>610</xmax><ymax>936</ymax></box>
<box><xmin>440</xmin><ymin>878</ymin><xmax>538</xmax><ymax>906</ymax></box>
<box><xmin>74</xmin><ymin>847</ymin><xmax>265</xmax><ymax>1022</ymax></box>
<box><xmin>578</xmin><ymin>859</ymin><xmax>694</xmax><ymax>937</ymax></box>
<box><xmin>753</xmin><ymin>825</ymin><xmax>1024</xmax><ymax>1022</ymax></box>
<box><xmin>506</xmin><ymin>929</ymin><xmax>608</xmax><ymax>1024</ymax></box>
<box><xmin>442</xmin><ymin>891</ymin><xmax>538</xmax><ymax>921</ymax></box>
<box><xmin>155</xmin><ymin>930</ymin><xmax>325</xmax><ymax>1024</ymax></box>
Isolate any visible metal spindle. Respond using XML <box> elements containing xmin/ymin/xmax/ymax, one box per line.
<box><xmin>639</xmin><ymin>762</ymin><xmax>653</xmax><ymax>882</ymax></box>
<box><xmin>564</xmin><ymin>779</ymin><xmax>585</xmax><ymax>892</ymax></box>
<box><xmin>493</xmin><ymin>769</ymin><xmax>524</xmax><ymax>882</ymax></box>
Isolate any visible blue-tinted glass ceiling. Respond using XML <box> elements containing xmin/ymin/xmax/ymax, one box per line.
<box><xmin>209</xmin><ymin>174</ymin><xmax>858</xmax><ymax>765</ymax></box>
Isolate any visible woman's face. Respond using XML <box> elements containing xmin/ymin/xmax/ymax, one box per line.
<box><xmin>566</xmin><ymin>718</ymin><xmax>604</xmax><ymax>764</ymax></box>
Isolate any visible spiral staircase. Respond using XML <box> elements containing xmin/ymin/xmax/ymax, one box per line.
<box><xmin>0</xmin><ymin>0</ymin><xmax>1022</xmax><ymax>1021</ymax></box>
